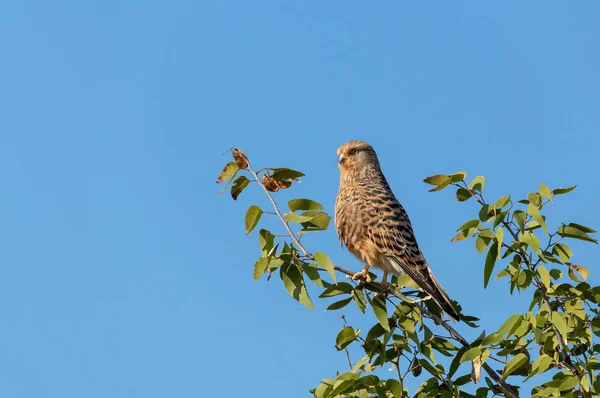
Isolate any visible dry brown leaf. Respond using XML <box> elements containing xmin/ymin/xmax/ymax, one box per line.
<box><xmin>232</xmin><ymin>148</ymin><xmax>249</xmax><ymax>170</ymax></box>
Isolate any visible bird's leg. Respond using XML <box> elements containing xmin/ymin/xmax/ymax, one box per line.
<box><xmin>352</xmin><ymin>265</ymin><xmax>372</xmax><ymax>282</ymax></box>
<box><xmin>381</xmin><ymin>271</ymin><xmax>388</xmax><ymax>285</ymax></box>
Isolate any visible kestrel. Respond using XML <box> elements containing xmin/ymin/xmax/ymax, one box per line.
<box><xmin>334</xmin><ymin>140</ymin><xmax>459</xmax><ymax>319</ymax></box>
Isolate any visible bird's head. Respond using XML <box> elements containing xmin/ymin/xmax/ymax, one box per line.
<box><xmin>336</xmin><ymin>140</ymin><xmax>380</xmax><ymax>174</ymax></box>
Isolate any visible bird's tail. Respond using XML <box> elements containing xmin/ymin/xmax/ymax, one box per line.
<box><xmin>424</xmin><ymin>270</ymin><xmax>460</xmax><ymax>321</ymax></box>
<box><xmin>386</xmin><ymin>256</ymin><xmax>460</xmax><ymax>320</ymax></box>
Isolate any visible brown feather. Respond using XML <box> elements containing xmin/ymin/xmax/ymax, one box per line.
<box><xmin>335</xmin><ymin>140</ymin><xmax>460</xmax><ymax>319</ymax></box>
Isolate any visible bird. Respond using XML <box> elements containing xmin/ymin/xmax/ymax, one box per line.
<box><xmin>334</xmin><ymin>140</ymin><xmax>460</xmax><ymax>320</ymax></box>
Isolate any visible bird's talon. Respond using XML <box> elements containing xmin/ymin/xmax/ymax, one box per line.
<box><xmin>351</xmin><ymin>269</ymin><xmax>372</xmax><ymax>282</ymax></box>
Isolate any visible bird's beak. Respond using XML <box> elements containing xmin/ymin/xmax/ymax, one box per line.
<box><xmin>338</xmin><ymin>153</ymin><xmax>347</xmax><ymax>164</ymax></box>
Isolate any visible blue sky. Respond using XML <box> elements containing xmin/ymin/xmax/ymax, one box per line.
<box><xmin>1</xmin><ymin>1</ymin><xmax>599</xmax><ymax>397</ymax></box>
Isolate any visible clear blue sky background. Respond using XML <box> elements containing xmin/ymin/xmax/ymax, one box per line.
<box><xmin>1</xmin><ymin>2</ymin><xmax>599</xmax><ymax>397</ymax></box>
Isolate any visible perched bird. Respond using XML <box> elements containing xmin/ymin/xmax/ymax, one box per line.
<box><xmin>334</xmin><ymin>140</ymin><xmax>460</xmax><ymax>319</ymax></box>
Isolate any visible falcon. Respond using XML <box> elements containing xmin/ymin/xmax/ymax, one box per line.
<box><xmin>334</xmin><ymin>140</ymin><xmax>459</xmax><ymax>319</ymax></box>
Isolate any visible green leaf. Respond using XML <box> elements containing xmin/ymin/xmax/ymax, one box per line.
<box><xmin>478</xmin><ymin>204</ymin><xmax>491</xmax><ymax>222</ymax></box>
<box><xmin>448</xmin><ymin>347</ymin><xmax>467</xmax><ymax>378</ymax></box>
<box><xmin>454</xmin><ymin>374</ymin><xmax>472</xmax><ymax>386</ymax></box>
<box><xmin>550</xmin><ymin>312</ymin><xmax>568</xmax><ymax>340</ymax></box>
<box><xmin>568</xmin><ymin>222</ymin><xmax>596</xmax><ymax>233</ymax></box>
<box><xmin>476</xmin><ymin>229</ymin><xmax>494</xmax><ymax>254</ymax></box>
<box><xmin>469</xmin><ymin>176</ymin><xmax>485</xmax><ymax>192</ymax></box>
<box><xmin>520</xmin><ymin>231</ymin><xmax>541</xmax><ymax>253</ymax></box>
<box><xmin>482</xmin><ymin>332</ymin><xmax>504</xmax><ymax>346</ymax></box>
<box><xmin>565</xmin><ymin>300</ymin><xmax>586</xmax><ymax>319</ymax></box>
<box><xmin>493</xmin><ymin>195</ymin><xmax>511</xmax><ymax>209</ymax></box>
<box><xmin>513</xmin><ymin>210</ymin><xmax>526</xmax><ymax>232</ymax></box>
<box><xmin>450</xmin><ymin>229</ymin><xmax>470</xmax><ymax>242</ymax></box>
<box><xmin>216</xmin><ymin>161</ymin><xmax>239</xmax><ymax>184</ymax></box>
<box><xmin>538</xmin><ymin>265</ymin><xmax>551</xmax><ymax>288</ymax></box>
<box><xmin>314</xmin><ymin>252</ymin><xmax>337</xmax><ymax>284</ymax></box>
<box><xmin>540</xmin><ymin>184</ymin><xmax>552</xmax><ymax>201</ymax></box>
<box><xmin>501</xmin><ymin>353</ymin><xmax>528</xmax><ymax>379</ymax></box>
<box><xmin>531</xmin><ymin>354</ymin><xmax>552</xmax><ymax>376</ymax></box>
<box><xmin>329</xmin><ymin>379</ymin><xmax>355</xmax><ymax>396</ymax></box>
<box><xmin>395</xmin><ymin>274</ymin><xmax>419</xmax><ymax>289</ymax></box>
<box><xmin>352</xmin><ymin>288</ymin><xmax>367</xmax><ymax>313</ymax></box>
<box><xmin>365</xmin><ymin>323</ymin><xmax>386</xmax><ymax>342</ymax></box>
<box><xmin>493</xmin><ymin>211</ymin><xmax>507</xmax><ymax>228</ymax></box>
<box><xmin>303</xmin><ymin>264</ymin><xmax>324</xmax><ymax>287</ymax></box>
<box><xmin>430</xmin><ymin>337</ymin><xmax>458</xmax><ymax>354</ymax></box>
<box><xmin>458</xmin><ymin>219</ymin><xmax>480</xmax><ymax>231</ymax></box>
<box><xmin>552</xmin><ymin>185</ymin><xmax>576</xmax><ymax>195</ymax></box>
<box><xmin>319</xmin><ymin>282</ymin><xmax>353</xmax><ymax>298</ymax></box>
<box><xmin>528</xmin><ymin>192</ymin><xmax>542</xmax><ymax>207</ymax></box>
<box><xmin>371</xmin><ymin>297</ymin><xmax>390</xmax><ymax>333</ymax></box>
<box><xmin>335</xmin><ymin>326</ymin><xmax>360</xmax><ymax>350</ymax></box>
<box><xmin>258</xmin><ymin>229</ymin><xmax>274</xmax><ymax>256</ymax></box>
<box><xmin>495</xmin><ymin>268</ymin><xmax>510</xmax><ymax>280</ymax></box>
<box><xmin>288</xmin><ymin>198</ymin><xmax>323</xmax><ymax>212</ymax></box>
<box><xmin>357</xmin><ymin>375</ymin><xmax>380</xmax><ymax>387</ymax></box>
<box><xmin>420</xmin><ymin>342</ymin><xmax>436</xmax><ymax>363</ymax></box>
<box><xmin>456</xmin><ymin>187</ymin><xmax>473</xmax><ymax>202</ymax></box>
<box><xmin>475</xmin><ymin>236</ymin><xmax>490</xmax><ymax>254</ymax></box>
<box><xmin>558</xmin><ymin>223</ymin><xmax>598</xmax><ymax>243</ymax></box>
<box><xmin>549</xmin><ymin>268</ymin><xmax>563</xmax><ymax>280</ymax></box>
<box><xmin>326</xmin><ymin>297</ymin><xmax>353</xmax><ymax>311</ymax></box>
<box><xmin>397</xmin><ymin>316</ymin><xmax>415</xmax><ymax>335</ymax></box>
<box><xmin>429</xmin><ymin>176</ymin><xmax>453</xmax><ymax>192</ymax></box>
<box><xmin>245</xmin><ymin>205</ymin><xmax>263</xmax><ymax>235</ymax></box>
<box><xmin>424</xmin><ymin>174</ymin><xmax>449</xmax><ymax>185</ymax></box>
<box><xmin>280</xmin><ymin>263</ymin><xmax>313</xmax><ymax>310</ymax></box>
<box><xmin>483</xmin><ymin>241</ymin><xmax>498</xmax><ymax>288</ymax></box>
<box><xmin>460</xmin><ymin>347</ymin><xmax>482</xmax><ymax>363</ymax></box>
<box><xmin>498</xmin><ymin>314</ymin><xmax>521</xmax><ymax>335</ymax></box>
<box><xmin>283</xmin><ymin>212</ymin><xmax>313</xmax><ymax>224</ymax></box>
<box><xmin>552</xmin><ymin>243</ymin><xmax>573</xmax><ymax>262</ymax></box>
<box><xmin>450</xmin><ymin>171</ymin><xmax>467</xmax><ymax>182</ymax></box>
<box><xmin>253</xmin><ymin>257</ymin><xmax>269</xmax><ymax>280</ymax></box>
<box><xmin>559</xmin><ymin>375</ymin><xmax>579</xmax><ymax>391</ymax></box>
<box><xmin>495</xmin><ymin>227</ymin><xmax>504</xmax><ymax>257</ymax></box>
<box><xmin>230</xmin><ymin>175</ymin><xmax>250</xmax><ymax>200</ymax></box>
<box><xmin>270</xmin><ymin>168</ymin><xmax>305</xmax><ymax>181</ymax></box>
<box><xmin>314</xmin><ymin>382</ymin><xmax>332</xmax><ymax>398</ymax></box>
<box><xmin>300</xmin><ymin>211</ymin><xmax>332</xmax><ymax>229</ymax></box>
<box><xmin>591</xmin><ymin>317</ymin><xmax>600</xmax><ymax>337</ymax></box>
<box><xmin>351</xmin><ymin>355</ymin><xmax>369</xmax><ymax>373</ymax></box>
<box><xmin>568</xmin><ymin>265</ymin><xmax>589</xmax><ymax>282</ymax></box>
<box><xmin>386</xmin><ymin>379</ymin><xmax>403</xmax><ymax>398</ymax></box>
<box><xmin>527</xmin><ymin>203</ymin><xmax>548</xmax><ymax>235</ymax></box>
<box><xmin>298</xmin><ymin>228</ymin><xmax>326</xmax><ymax>234</ymax></box>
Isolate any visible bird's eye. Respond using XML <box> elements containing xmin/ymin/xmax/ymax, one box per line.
<box><xmin>351</xmin><ymin>149</ymin><xmax>359</xmax><ymax>155</ymax></box>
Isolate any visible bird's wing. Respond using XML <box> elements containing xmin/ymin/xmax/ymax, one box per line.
<box><xmin>366</xmin><ymin>195</ymin><xmax>460</xmax><ymax>319</ymax></box>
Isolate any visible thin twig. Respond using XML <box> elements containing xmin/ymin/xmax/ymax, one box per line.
<box><xmin>395</xmin><ymin>351</ymin><xmax>402</xmax><ymax>383</ymax></box>
<box><xmin>340</xmin><ymin>315</ymin><xmax>353</xmax><ymax>371</ymax></box>
<box><xmin>402</xmin><ymin>351</ymin><xmax>419</xmax><ymax>381</ymax></box>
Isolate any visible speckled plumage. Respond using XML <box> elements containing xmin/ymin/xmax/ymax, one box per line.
<box><xmin>334</xmin><ymin>140</ymin><xmax>459</xmax><ymax>319</ymax></box>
